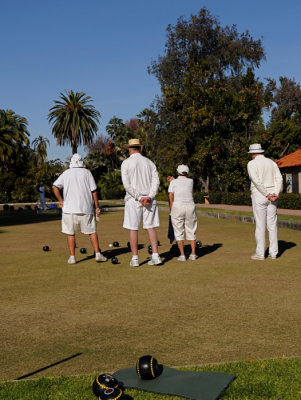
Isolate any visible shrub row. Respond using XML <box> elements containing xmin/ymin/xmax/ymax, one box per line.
<box><xmin>158</xmin><ymin>191</ymin><xmax>301</xmax><ymax>210</ymax></box>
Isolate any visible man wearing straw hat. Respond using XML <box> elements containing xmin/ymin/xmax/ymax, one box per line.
<box><xmin>247</xmin><ymin>144</ymin><xmax>283</xmax><ymax>260</ymax></box>
<box><xmin>121</xmin><ymin>138</ymin><xmax>162</xmax><ymax>267</ymax></box>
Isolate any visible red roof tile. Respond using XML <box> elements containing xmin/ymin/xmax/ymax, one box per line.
<box><xmin>276</xmin><ymin>149</ymin><xmax>301</xmax><ymax>168</ymax></box>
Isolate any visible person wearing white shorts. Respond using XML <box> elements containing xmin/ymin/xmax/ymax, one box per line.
<box><xmin>168</xmin><ymin>165</ymin><xmax>197</xmax><ymax>261</ymax></box>
<box><xmin>52</xmin><ymin>153</ymin><xmax>107</xmax><ymax>265</ymax></box>
<box><xmin>121</xmin><ymin>139</ymin><xmax>162</xmax><ymax>267</ymax></box>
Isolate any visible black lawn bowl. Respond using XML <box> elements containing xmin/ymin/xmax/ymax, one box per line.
<box><xmin>148</xmin><ymin>244</ymin><xmax>152</xmax><ymax>255</ymax></box>
<box><xmin>100</xmin><ymin>388</ymin><xmax>124</xmax><ymax>400</ymax></box>
<box><xmin>92</xmin><ymin>374</ymin><xmax>123</xmax><ymax>397</ymax></box>
<box><xmin>80</xmin><ymin>248</ymin><xmax>87</xmax><ymax>254</ymax></box>
<box><xmin>113</xmin><ymin>241</ymin><xmax>119</xmax><ymax>247</ymax></box>
<box><xmin>136</xmin><ymin>355</ymin><xmax>161</xmax><ymax>380</ymax></box>
<box><xmin>127</xmin><ymin>241</ymin><xmax>131</xmax><ymax>249</ymax></box>
<box><xmin>43</xmin><ymin>246</ymin><xmax>50</xmax><ymax>252</ymax></box>
<box><xmin>111</xmin><ymin>257</ymin><xmax>119</xmax><ymax>265</ymax></box>
<box><xmin>157</xmin><ymin>240</ymin><xmax>161</xmax><ymax>246</ymax></box>
<box><xmin>196</xmin><ymin>241</ymin><xmax>202</xmax><ymax>248</ymax></box>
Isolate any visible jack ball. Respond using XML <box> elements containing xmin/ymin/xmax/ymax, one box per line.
<box><xmin>80</xmin><ymin>248</ymin><xmax>87</xmax><ymax>254</ymax></box>
<box><xmin>43</xmin><ymin>246</ymin><xmax>49</xmax><ymax>252</ymax></box>
<box><xmin>136</xmin><ymin>355</ymin><xmax>160</xmax><ymax>380</ymax></box>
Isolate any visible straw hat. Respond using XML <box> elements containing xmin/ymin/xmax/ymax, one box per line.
<box><xmin>127</xmin><ymin>138</ymin><xmax>143</xmax><ymax>148</ymax></box>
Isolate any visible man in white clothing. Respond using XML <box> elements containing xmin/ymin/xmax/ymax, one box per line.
<box><xmin>121</xmin><ymin>138</ymin><xmax>162</xmax><ymax>267</ymax></box>
<box><xmin>52</xmin><ymin>153</ymin><xmax>107</xmax><ymax>264</ymax></box>
<box><xmin>247</xmin><ymin>144</ymin><xmax>283</xmax><ymax>260</ymax></box>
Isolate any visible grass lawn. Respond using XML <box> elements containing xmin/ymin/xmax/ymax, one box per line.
<box><xmin>0</xmin><ymin>210</ymin><xmax>300</xmax><ymax>398</ymax></box>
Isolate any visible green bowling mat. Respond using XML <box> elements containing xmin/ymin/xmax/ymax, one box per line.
<box><xmin>114</xmin><ymin>365</ymin><xmax>236</xmax><ymax>400</ymax></box>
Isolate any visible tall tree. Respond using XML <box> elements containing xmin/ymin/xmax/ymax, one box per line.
<box><xmin>47</xmin><ymin>90</ymin><xmax>101</xmax><ymax>154</ymax></box>
<box><xmin>147</xmin><ymin>7</ymin><xmax>266</xmax><ymax>192</ymax></box>
<box><xmin>0</xmin><ymin>109</ymin><xmax>30</xmax><ymax>169</ymax></box>
<box><xmin>32</xmin><ymin>136</ymin><xmax>50</xmax><ymax>168</ymax></box>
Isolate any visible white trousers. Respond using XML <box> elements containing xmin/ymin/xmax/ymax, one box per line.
<box><xmin>171</xmin><ymin>203</ymin><xmax>197</xmax><ymax>240</ymax></box>
<box><xmin>251</xmin><ymin>192</ymin><xmax>278</xmax><ymax>257</ymax></box>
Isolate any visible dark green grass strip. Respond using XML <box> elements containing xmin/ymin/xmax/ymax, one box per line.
<box><xmin>0</xmin><ymin>358</ymin><xmax>300</xmax><ymax>400</ymax></box>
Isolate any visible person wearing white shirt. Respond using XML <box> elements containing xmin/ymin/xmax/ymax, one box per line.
<box><xmin>168</xmin><ymin>165</ymin><xmax>197</xmax><ymax>261</ymax></box>
<box><xmin>121</xmin><ymin>139</ymin><xmax>162</xmax><ymax>267</ymax></box>
<box><xmin>247</xmin><ymin>144</ymin><xmax>283</xmax><ymax>260</ymax></box>
<box><xmin>52</xmin><ymin>153</ymin><xmax>107</xmax><ymax>265</ymax></box>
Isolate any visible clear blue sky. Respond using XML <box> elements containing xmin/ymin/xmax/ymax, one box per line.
<box><xmin>1</xmin><ymin>0</ymin><xmax>301</xmax><ymax>162</ymax></box>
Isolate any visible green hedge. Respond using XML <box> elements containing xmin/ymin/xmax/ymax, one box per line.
<box><xmin>194</xmin><ymin>191</ymin><xmax>301</xmax><ymax>209</ymax></box>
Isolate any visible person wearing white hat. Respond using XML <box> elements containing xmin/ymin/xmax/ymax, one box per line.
<box><xmin>121</xmin><ymin>139</ymin><xmax>162</xmax><ymax>267</ymax></box>
<box><xmin>247</xmin><ymin>144</ymin><xmax>283</xmax><ymax>260</ymax></box>
<box><xmin>52</xmin><ymin>153</ymin><xmax>107</xmax><ymax>264</ymax></box>
<box><xmin>168</xmin><ymin>165</ymin><xmax>197</xmax><ymax>261</ymax></box>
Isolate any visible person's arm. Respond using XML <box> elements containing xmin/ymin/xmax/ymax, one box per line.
<box><xmin>247</xmin><ymin>162</ymin><xmax>269</xmax><ymax>197</ymax></box>
<box><xmin>148</xmin><ymin>165</ymin><xmax>160</xmax><ymax>200</ymax></box>
<box><xmin>52</xmin><ymin>185</ymin><xmax>63</xmax><ymax>208</ymax></box>
<box><xmin>92</xmin><ymin>190</ymin><xmax>101</xmax><ymax>216</ymax></box>
<box><xmin>121</xmin><ymin>161</ymin><xmax>139</xmax><ymax>200</ymax></box>
<box><xmin>169</xmin><ymin>192</ymin><xmax>174</xmax><ymax>212</ymax></box>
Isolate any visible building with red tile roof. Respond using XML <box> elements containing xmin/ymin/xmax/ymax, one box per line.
<box><xmin>276</xmin><ymin>149</ymin><xmax>301</xmax><ymax>193</ymax></box>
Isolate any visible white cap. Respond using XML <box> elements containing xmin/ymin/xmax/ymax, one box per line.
<box><xmin>69</xmin><ymin>153</ymin><xmax>85</xmax><ymax>168</ymax></box>
<box><xmin>177</xmin><ymin>164</ymin><xmax>189</xmax><ymax>174</ymax></box>
<box><xmin>248</xmin><ymin>144</ymin><xmax>264</xmax><ymax>154</ymax></box>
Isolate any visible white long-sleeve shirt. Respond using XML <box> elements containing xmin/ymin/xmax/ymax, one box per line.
<box><xmin>121</xmin><ymin>153</ymin><xmax>160</xmax><ymax>201</ymax></box>
<box><xmin>247</xmin><ymin>155</ymin><xmax>283</xmax><ymax>197</ymax></box>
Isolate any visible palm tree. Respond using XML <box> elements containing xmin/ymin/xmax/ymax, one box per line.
<box><xmin>32</xmin><ymin>136</ymin><xmax>50</xmax><ymax>167</ymax></box>
<box><xmin>0</xmin><ymin>109</ymin><xmax>30</xmax><ymax>167</ymax></box>
<box><xmin>47</xmin><ymin>90</ymin><xmax>101</xmax><ymax>154</ymax></box>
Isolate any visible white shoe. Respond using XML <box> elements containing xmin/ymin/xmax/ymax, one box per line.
<box><xmin>177</xmin><ymin>255</ymin><xmax>186</xmax><ymax>262</ymax></box>
<box><xmin>188</xmin><ymin>254</ymin><xmax>197</xmax><ymax>261</ymax></box>
<box><xmin>68</xmin><ymin>256</ymin><xmax>76</xmax><ymax>264</ymax></box>
<box><xmin>130</xmin><ymin>259</ymin><xmax>139</xmax><ymax>267</ymax></box>
<box><xmin>95</xmin><ymin>253</ymin><xmax>107</xmax><ymax>262</ymax></box>
<box><xmin>250</xmin><ymin>254</ymin><xmax>265</xmax><ymax>260</ymax></box>
<box><xmin>268</xmin><ymin>254</ymin><xmax>277</xmax><ymax>260</ymax></box>
<box><xmin>148</xmin><ymin>256</ymin><xmax>163</xmax><ymax>266</ymax></box>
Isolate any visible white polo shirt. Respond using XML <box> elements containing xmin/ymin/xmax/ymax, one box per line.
<box><xmin>168</xmin><ymin>176</ymin><xmax>194</xmax><ymax>204</ymax></box>
<box><xmin>121</xmin><ymin>153</ymin><xmax>160</xmax><ymax>201</ymax></box>
<box><xmin>53</xmin><ymin>167</ymin><xmax>97</xmax><ymax>214</ymax></box>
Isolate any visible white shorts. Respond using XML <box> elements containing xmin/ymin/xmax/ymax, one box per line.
<box><xmin>171</xmin><ymin>203</ymin><xmax>197</xmax><ymax>240</ymax></box>
<box><xmin>62</xmin><ymin>213</ymin><xmax>96</xmax><ymax>235</ymax></box>
<box><xmin>123</xmin><ymin>198</ymin><xmax>160</xmax><ymax>230</ymax></box>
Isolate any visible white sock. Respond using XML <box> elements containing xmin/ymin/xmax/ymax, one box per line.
<box><xmin>132</xmin><ymin>255</ymin><xmax>138</xmax><ymax>260</ymax></box>
<box><xmin>152</xmin><ymin>253</ymin><xmax>159</xmax><ymax>258</ymax></box>
<box><xmin>95</xmin><ymin>252</ymin><xmax>100</xmax><ymax>257</ymax></box>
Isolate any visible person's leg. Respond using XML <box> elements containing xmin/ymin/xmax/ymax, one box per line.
<box><xmin>251</xmin><ymin>193</ymin><xmax>268</xmax><ymax>258</ymax></box>
<box><xmin>177</xmin><ymin>239</ymin><xmax>185</xmax><ymax>256</ymax></box>
<box><xmin>146</xmin><ymin>227</ymin><xmax>159</xmax><ymax>253</ymax></box>
<box><xmin>129</xmin><ymin>230</ymin><xmax>139</xmax><ymax>256</ymax></box>
<box><xmin>89</xmin><ymin>232</ymin><xmax>100</xmax><ymax>253</ymax></box>
<box><xmin>190</xmin><ymin>240</ymin><xmax>196</xmax><ymax>255</ymax></box>
<box><xmin>185</xmin><ymin>205</ymin><xmax>197</xmax><ymax>256</ymax></box>
<box><xmin>67</xmin><ymin>235</ymin><xmax>76</xmax><ymax>256</ymax></box>
<box><xmin>267</xmin><ymin>201</ymin><xmax>278</xmax><ymax>257</ymax></box>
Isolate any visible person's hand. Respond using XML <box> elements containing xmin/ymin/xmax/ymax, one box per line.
<box><xmin>96</xmin><ymin>207</ymin><xmax>101</xmax><ymax>216</ymax></box>
<box><xmin>140</xmin><ymin>197</ymin><xmax>151</xmax><ymax>206</ymax></box>
<box><xmin>58</xmin><ymin>201</ymin><xmax>63</xmax><ymax>208</ymax></box>
<box><xmin>167</xmin><ymin>176</ymin><xmax>175</xmax><ymax>182</ymax></box>
<box><xmin>267</xmin><ymin>193</ymin><xmax>279</xmax><ymax>202</ymax></box>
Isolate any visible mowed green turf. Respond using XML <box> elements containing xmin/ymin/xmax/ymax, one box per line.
<box><xmin>0</xmin><ymin>209</ymin><xmax>300</xmax><ymax>383</ymax></box>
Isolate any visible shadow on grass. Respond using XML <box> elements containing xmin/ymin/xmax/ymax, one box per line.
<box><xmin>151</xmin><ymin>243</ymin><xmax>223</xmax><ymax>265</ymax></box>
<box><xmin>265</xmin><ymin>239</ymin><xmax>297</xmax><ymax>258</ymax></box>
<box><xmin>0</xmin><ymin>211</ymin><xmax>62</xmax><ymax>228</ymax></box>
<box><xmin>76</xmin><ymin>244</ymin><xmax>145</xmax><ymax>264</ymax></box>
<box><xmin>15</xmin><ymin>352</ymin><xmax>83</xmax><ymax>380</ymax></box>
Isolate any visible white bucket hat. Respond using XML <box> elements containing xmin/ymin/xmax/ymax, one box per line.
<box><xmin>69</xmin><ymin>153</ymin><xmax>85</xmax><ymax>168</ymax></box>
<box><xmin>248</xmin><ymin>144</ymin><xmax>264</xmax><ymax>154</ymax></box>
<box><xmin>177</xmin><ymin>164</ymin><xmax>189</xmax><ymax>174</ymax></box>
